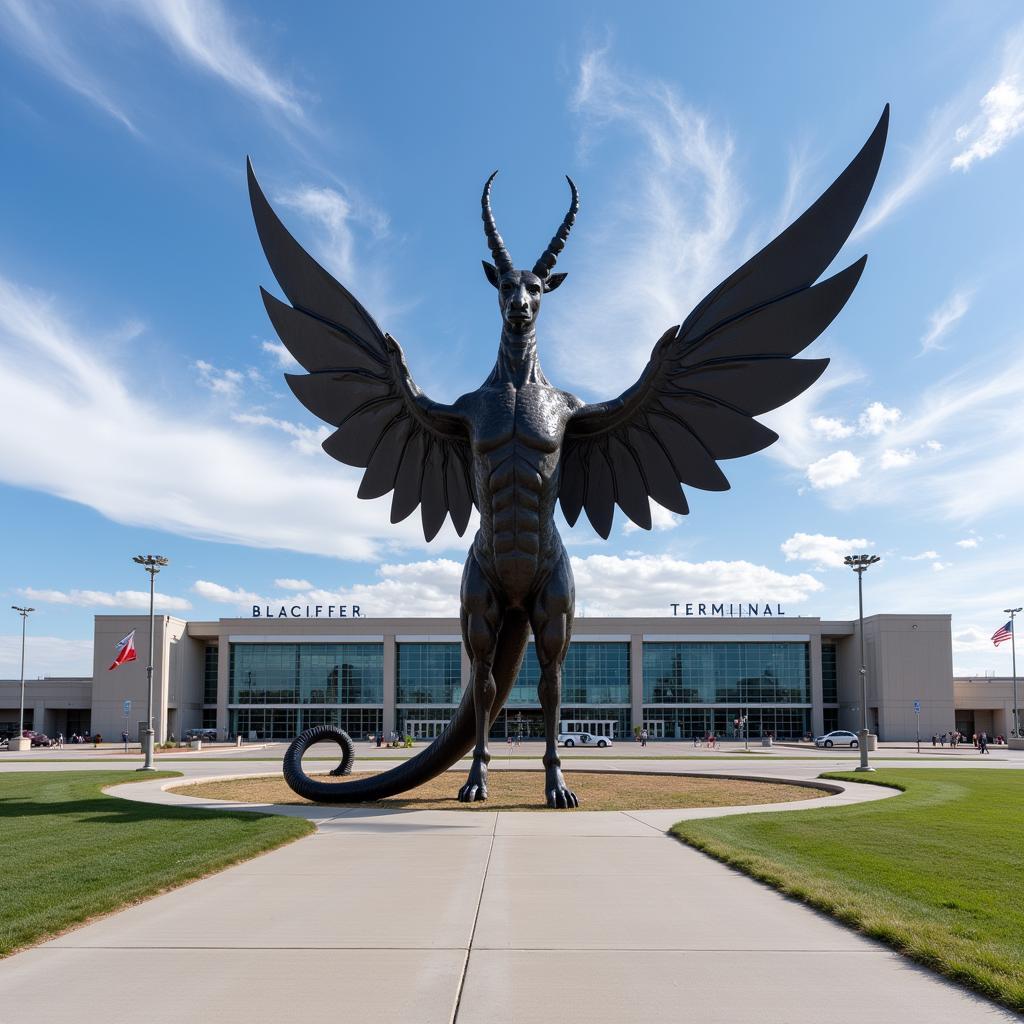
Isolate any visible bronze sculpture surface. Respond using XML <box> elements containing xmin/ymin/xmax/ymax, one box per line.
<box><xmin>250</xmin><ymin>106</ymin><xmax>889</xmax><ymax>807</ymax></box>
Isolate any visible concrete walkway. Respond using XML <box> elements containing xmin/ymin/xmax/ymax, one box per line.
<box><xmin>0</xmin><ymin>766</ymin><xmax>1019</xmax><ymax>1023</ymax></box>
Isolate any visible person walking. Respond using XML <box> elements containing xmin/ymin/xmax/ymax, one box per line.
<box><xmin>640</xmin><ymin>728</ymin><xmax>648</xmax><ymax>748</ymax></box>
<box><xmin>931</xmin><ymin>734</ymin><xmax>937</xmax><ymax>747</ymax></box>
<box><xmin>979</xmin><ymin>731</ymin><xmax>989</xmax><ymax>754</ymax></box>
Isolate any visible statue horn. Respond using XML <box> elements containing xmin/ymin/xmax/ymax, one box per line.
<box><xmin>481</xmin><ymin>171</ymin><xmax>513</xmax><ymax>276</ymax></box>
<box><xmin>533</xmin><ymin>176</ymin><xmax>579</xmax><ymax>279</ymax></box>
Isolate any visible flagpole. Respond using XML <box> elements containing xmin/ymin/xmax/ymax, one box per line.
<box><xmin>1006</xmin><ymin>607</ymin><xmax>1021</xmax><ymax>740</ymax></box>
<box><xmin>133</xmin><ymin>554</ymin><xmax>168</xmax><ymax>771</ymax></box>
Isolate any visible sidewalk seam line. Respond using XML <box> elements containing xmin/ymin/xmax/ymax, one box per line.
<box><xmin>450</xmin><ymin>809</ymin><xmax>498</xmax><ymax>1023</ymax></box>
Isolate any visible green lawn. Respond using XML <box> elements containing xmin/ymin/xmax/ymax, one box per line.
<box><xmin>672</xmin><ymin>769</ymin><xmax>1024</xmax><ymax>1013</ymax></box>
<box><xmin>0</xmin><ymin>771</ymin><xmax>313</xmax><ymax>956</ymax></box>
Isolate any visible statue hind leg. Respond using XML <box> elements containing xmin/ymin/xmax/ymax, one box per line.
<box><xmin>530</xmin><ymin>550</ymin><xmax>578</xmax><ymax>808</ymax></box>
<box><xmin>458</xmin><ymin>551</ymin><xmax>503</xmax><ymax>802</ymax></box>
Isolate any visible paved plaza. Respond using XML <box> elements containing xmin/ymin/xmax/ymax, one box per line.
<box><xmin>1</xmin><ymin>747</ymin><xmax>1022</xmax><ymax>1022</ymax></box>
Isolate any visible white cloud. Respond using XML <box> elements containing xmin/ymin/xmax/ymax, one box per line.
<box><xmin>903</xmin><ymin>550</ymin><xmax>940</xmax><ymax>561</ymax></box>
<box><xmin>124</xmin><ymin>0</ymin><xmax>306</xmax><ymax>124</ymax></box>
<box><xmin>274</xmin><ymin>578</ymin><xmax>313</xmax><ymax>591</ymax></box>
<box><xmin>195</xmin><ymin>359</ymin><xmax>244</xmax><ymax>398</ymax></box>
<box><xmin>570</xmin><ymin>554</ymin><xmax>824</xmax><ymax>616</ymax></box>
<box><xmin>858</xmin><ymin>402</ymin><xmax>902</xmax><ymax>435</ymax></box>
<box><xmin>809</xmin><ymin>416</ymin><xmax>855</xmax><ymax>440</ymax></box>
<box><xmin>952</xmin><ymin>72</ymin><xmax>1024</xmax><ymax>171</ymax></box>
<box><xmin>232</xmin><ymin>412</ymin><xmax>330</xmax><ymax>456</ymax></box>
<box><xmin>622</xmin><ymin>503</ymin><xmax>679</xmax><ymax>534</ymax></box>
<box><xmin>952</xmin><ymin>625</ymin><xmax>1000</xmax><ymax>653</ymax></box>
<box><xmin>193</xmin><ymin>580</ymin><xmax>262</xmax><ymax>605</ymax></box>
<box><xmin>551</xmin><ymin>46</ymin><xmax>740</xmax><ymax>394</ymax></box>
<box><xmin>261</xmin><ymin>339</ymin><xmax>301</xmax><ymax>370</ymax></box>
<box><xmin>0</xmin><ymin>271</ymin><xmax>466</xmax><ymax>560</ymax></box>
<box><xmin>198</xmin><ymin>553</ymin><xmax>825</xmax><ymax>621</ymax></box>
<box><xmin>931</xmin><ymin>561</ymin><xmax>950</xmax><ymax>572</ymax></box>
<box><xmin>0</xmin><ymin>634</ymin><xmax>94</xmax><ymax>678</ymax></box>
<box><xmin>0</xmin><ymin>0</ymin><xmax>138</xmax><ymax>131</ymax></box>
<box><xmin>920</xmin><ymin>290</ymin><xmax>972</xmax><ymax>354</ymax></box>
<box><xmin>780</xmin><ymin>532</ymin><xmax>872</xmax><ymax>569</ymax></box>
<box><xmin>925</xmin><ymin>440</ymin><xmax>943</xmax><ymax>451</ymax></box>
<box><xmin>956</xmin><ymin>537</ymin><xmax>980</xmax><ymax>549</ymax></box>
<box><xmin>806</xmin><ymin>450</ymin><xmax>862</xmax><ymax>489</ymax></box>
<box><xmin>880</xmin><ymin>448</ymin><xmax>917</xmax><ymax>469</ymax></box>
<box><xmin>20</xmin><ymin>587</ymin><xmax>191</xmax><ymax>612</ymax></box>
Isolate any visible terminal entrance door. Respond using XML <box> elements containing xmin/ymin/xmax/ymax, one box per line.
<box><xmin>405</xmin><ymin>719</ymin><xmax>449</xmax><ymax>740</ymax></box>
<box><xmin>643</xmin><ymin>721</ymin><xmax>665</xmax><ymax>739</ymax></box>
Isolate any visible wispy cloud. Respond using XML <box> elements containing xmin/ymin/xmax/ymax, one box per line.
<box><xmin>20</xmin><ymin>586</ymin><xmax>191</xmax><ymax>612</ymax></box>
<box><xmin>621</xmin><ymin>503</ymin><xmax>679</xmax><ymax>535</ymax></box>
<box><xmin>920</xmin><ymin>289</ymin><xmax>972</xmax><ymax>354</ymax></box>
<box><xmin>261</xmin><ymin>339</ymin><xmax>301</xmax><ymax>371</ymax></box>
<box><xmin>0</xmin><ymin>633</ymin><xmax>94</xmax><ymax>678</ymax></box>
<box><xmin>952</xmin><ymin>28</ymin><xmax>1024</xmax><ymax>170</ymax></box>
<box><xmin>880</xmin><ymin>448</ymin><xmax>917</xmax><ymax>469</ymax></box>
<box><xmin>0</xmin><ymin>271</ymin><xmax>466</xmax><ymax>560</ymax></box>
<box><xmin>551</xmin><ymin>46</ymin><xmax>740</xmax><ymax>394</ymax></box>
<box><xmin>780</xmin><ymin>532</ymin><xmax>872</xmax><ymax>569</ymax></box>
<box><xmin>0</xmin><ymin>0</ymin><xmax>306</xmax><ymax>135</ymax></box>
<box><xmin>126</xmin><ymin>0</ymin><xmax>306</xmax><ymax>124</ymax></box>
<box><xmin>856</xmin><ymin>26</ymin><xmax>1024</xmax><ymax>235</ymax></box>
<box><xmin>0</xmin><ymin>0</ymin><xmax>138</xmax><ymax>132</ymax></box>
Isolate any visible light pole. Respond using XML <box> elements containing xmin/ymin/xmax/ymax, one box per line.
<box><xmin>11</xmin><ymin>606</ymin><xmax>34</xmax><ymax>748</ymax></box>
<box><xmin>844</xmin><ymin>554</ymin><xmax>881</xmax><ymax>772</ymax></box>
<box><xmin>1005</xmin><ymin>607</ymin><xmax>1021</xmax><ymax>740</ymax></box>
<box><xmin>133</xmin><ymin>554</ymin><xmax>168</xmax><ymax>771</ymax></box>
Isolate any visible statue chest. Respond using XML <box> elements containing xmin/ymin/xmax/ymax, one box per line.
<box><xmin>470</xmin><ymin>384</ymin><xmax>570</xmax><ymax>456</ymax></box>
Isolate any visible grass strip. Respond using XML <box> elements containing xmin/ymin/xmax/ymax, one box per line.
<box><xmin>0</xmin><ymin>771</ymin><xmax>313</xmax><ymax>957</ymax></box>
<box><xmin>671</xmin><ymin>769</ymin><xmax>1024</xmax><ymax>1013</ymax></box>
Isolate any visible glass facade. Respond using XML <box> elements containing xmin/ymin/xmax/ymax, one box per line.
<box><xmin>509</xmin><ymin>641</ymin><xmax>630</xmax><ymax>705</ymax></box>
<box><xmin>642</xmin><ymin>642</ymin><xmax>810</xmax><ymax>704</ymax></box>
<box><xmin>822</xmin><ymin>642</ymin><xmax>838</xmax><ymax>704</ymax></box>
<box><xmin>396</xmin><ymin>642</ymin><xmax>461</xmax><ymax>704</ymax></box>
<box><xmin>642</xmin><ymin>706</ymin><xmax>810</xmax><ymax>740</ymax></box>
<box><xmin>203</xmin><ymin>644</ymin><xmax>218</xmax><ymax>705</ymax></box>
<box><xmin>230</xmin><ymin>706</ymin><xmax>382</xmax><ymax>740</ymax></box>
<box><xmin>229</xmin><ymin>643</ymin><xmax>383</xmax><ymax>704</ymax></box>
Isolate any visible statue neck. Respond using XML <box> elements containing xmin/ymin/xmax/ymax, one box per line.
<box><xmin>488</xmin><ymin>328</ymin><xmax>549</xmax><ymax>388</ymax></box>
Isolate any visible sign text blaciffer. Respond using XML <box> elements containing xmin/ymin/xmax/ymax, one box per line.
<box><xmin>252</xmin><ymin>605</ymin><xmax>362</xmax><ymax>618</ymax></box>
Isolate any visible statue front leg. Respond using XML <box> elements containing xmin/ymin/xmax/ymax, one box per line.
<box><xmin>459</xmin><ymin>555</ymin><xmax>501</xmax><ymax>802</ymax></box>
<box><xmin>531</xmin><ymin>557</ymin><xmax>578</xmax><ymax>809</ymax></box>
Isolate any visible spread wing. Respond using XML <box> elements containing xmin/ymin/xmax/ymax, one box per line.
<box><xmin>248</xmin><ymin>160</ymin><xmax>474</xmax><ymax>542</ymax></box>
<box><xmin>561</xmin><ymin>105</ymin><xmax>889</xmax><ymax>538</ymax></box>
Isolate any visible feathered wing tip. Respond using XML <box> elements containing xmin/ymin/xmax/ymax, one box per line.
<box><xmin>481</xmin><ymin>170</ymin><xmax>513</xmax><ymax>275</ymax></box>
<box><xmin>533</xmin><ymin>175</ymin><xmax>579</xmax><ymax>279</ymax></box>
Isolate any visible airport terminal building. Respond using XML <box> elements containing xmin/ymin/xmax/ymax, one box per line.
<box><xmin>4</xmin><ymin>609</ymin><xmax>1008</xmax><ymax>744</ymax></box>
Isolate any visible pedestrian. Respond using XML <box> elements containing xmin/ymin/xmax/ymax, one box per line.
<box><xmin>980</xmin><ymin>732</ymin><xmax>989</xmax><ymax>754</ymax></box>
<box><xmin>931</xmin><ymin>734</ymin><xmax>937</xmax><ymax>747</ymax></box>
<box><xmin>640</xmin><ymin>728</ymin><xmax>648</xmax><ymax>748</ymax></box>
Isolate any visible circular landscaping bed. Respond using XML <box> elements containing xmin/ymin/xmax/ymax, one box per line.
<box><xmin>171</xmin><ymin>769</ymin><xmax>826</xmax><ymax>811</ymax></box>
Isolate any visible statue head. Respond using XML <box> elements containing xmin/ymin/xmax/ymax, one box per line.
<box><xmin>481</xmin><ymin>171</ymin><xmax>578</xmax><ymax>336</ymax></box>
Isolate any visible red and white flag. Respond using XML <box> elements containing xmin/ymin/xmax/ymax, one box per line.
<box><xmin>108</xmin><ymin>630</ymin><xmax>137</xmax><ymax>671</ymax></box>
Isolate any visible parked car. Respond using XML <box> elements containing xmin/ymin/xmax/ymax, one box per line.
<box><xmin>183</xmin><ymin>728</ymin><xmax>218</xmax><ymax>742</ymax></box>
<box><xmin>814</xmin><ymin>730</ymin><xmax>859</xmax><ymax>748</ymax></box>
<box><xmin>558</xmin><ymin>732</ymin><xmax>612</xmax><ymax>748</ymax></box>
<box><xmin>24</xmin><ymin>730</ymin><xmax>52</xmax><ymax>747</ymax></box>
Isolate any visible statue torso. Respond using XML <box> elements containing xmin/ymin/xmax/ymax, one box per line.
<box><xmin>458</xmin><ymin>380</ymin><xmax>578</xmax><ymax>603</ymax></box>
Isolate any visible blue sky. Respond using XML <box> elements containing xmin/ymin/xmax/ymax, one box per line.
<box><xmin>1</xmin><ymin>0</ymin><xmax>1022</xmax><ymax>678</ymax></box>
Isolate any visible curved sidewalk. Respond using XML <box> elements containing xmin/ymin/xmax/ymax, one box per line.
<box><xmin>0</xmin><ymin>767</ymin><xmax>1018</xmax><ymax>1023</ymax></box>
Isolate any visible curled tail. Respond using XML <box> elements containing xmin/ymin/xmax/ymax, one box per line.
<box><xmin>282</xmin><ymin>611</ymin><xmax>529</xmax><ymax>803</ymax></box>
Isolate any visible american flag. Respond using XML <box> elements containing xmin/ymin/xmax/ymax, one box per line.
<box><xmin>992</xmin><ymin>620</ymin><xmax>1013</xmax><ymax>647</ymax></box>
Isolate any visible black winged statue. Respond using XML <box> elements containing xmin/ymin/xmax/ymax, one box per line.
<box><xmin>250</xmin><ymin>106</ymin><xmax>888</xmax><ymax>807</ymax></box>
